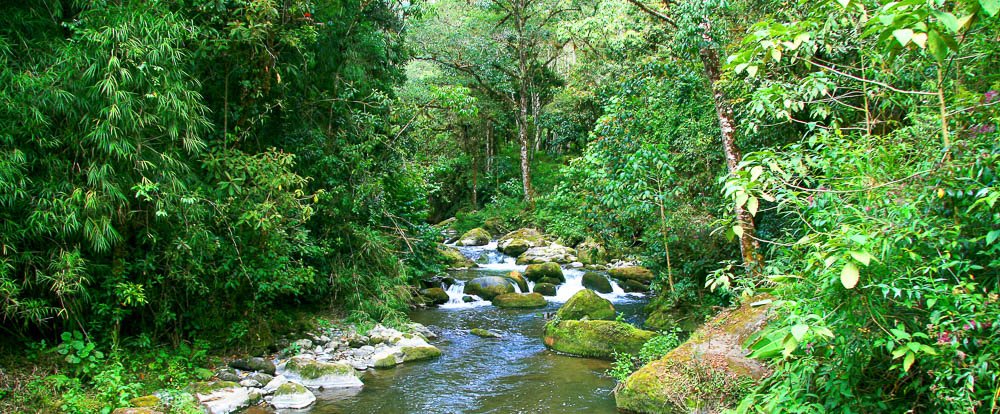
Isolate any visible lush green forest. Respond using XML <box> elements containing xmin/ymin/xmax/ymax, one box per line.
<box><xmin>1</xmin><ymin>0</ymin><xmax>998</xmax><ymax>413</ymax></box>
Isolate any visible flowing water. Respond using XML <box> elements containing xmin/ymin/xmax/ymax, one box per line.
<box><xmin>304</xmin><ymin>242</ymin><xmax>649</xmax><ymax>414</ymax></box>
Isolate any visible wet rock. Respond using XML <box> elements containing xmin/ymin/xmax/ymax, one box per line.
<box><xmin>557</xmin><ymin>289</ymin><xmax>616</xmax><ymax>321</ymax></box>
<box><xmin>497</xmin><ymin>228</ymin><xmax>548</xmax><ymax>256</ymax></box>
<box><xmin>543</xmin><ymin>320</ymin><xmax>655</xmax><ymax>360</ymax></box>
<box><xmin>532</xmin><ymin>283</ymin><xmax>558</xmax><ymax>296</ymax></box>
<box><xmin>524</xmin><ymin>262</ymin><xmax>564</xmax><ymax>283</ymax></box>
<box><xmin>615</xmin><ymin>297</ymin><xmax>773</xmax><ymax>414</ymax></box>
<box><xmin>500</xmin><ymin>239</ymin><xmax>531</xmax><ymax>257</ymax></box>
<box><xmin>470</xmin><ymin>328</ymin><xmax>502</xmax><ymax>338</ymax></box>
<box><xmin>230</xmin><ymin>357</ymin><xmax>276</xmax><ymax>375</ymax></box>
<box><xmin>463</xmin><ymin>276</ymin><xmax>516</xmax><ymax>300</ymax></box>
<box><xmin>456</xmin><ymin>228</ymin><xmax>491</xmax><ymax>246</ymax></box>
<box><xmin>462</xmin><ymin>295</ymin><xmax>476</xmax><ymax>303</ymax></box>
<box><xmin>278</xmin><ymin>356</ymin><xmax>362</xmax><ymax>389</ymax></box>
<box><xmin>438</xmin><ymin>244</ymin><xmax>477</xmax><ymax>268</ymax></box>
<box><xmin>608</xmin><ymin>266</ymin><xmax>654</xmax><ymax>284</ymax></box>
<box><xmin>582</xmin><ymin>272</ymin><xmax>613</xmax><ymax>294</ymax></box>
<box><xmin>271</xmin><ymin>382</ymin><xmax>316</xmax><ymax>409</ymax></box>
<box><xmin>419</xmin><ymin>287</ymin><xmax>450</xmax><ymax>306</ymax></box>
<box><xmin>408</xmin><ymin>323</ymin><xmax>439</xmax><ymax>340</ymax></box>
<box><xmin>621</xmin><ymin>279</ymin><xmax>650</xmax><ymax>293</ymax></box>
<box><xmin>504</xmin><ymin>271</ymin><xmax>529</xmax><ymax>292</ymax></box>
<box><xmin>215</xmin><ymin>368</ymin><xmax>241</xmax><ymax>382</ymax></box>
<box><xmin>517</xmin><ymin>244</ymin><xmax>578</xmax><ymax>264</ymax></box>
<box><xmin>492</xmin><ymin>292</ymin><xmax>547</xmax><ymax>309</ymax></box>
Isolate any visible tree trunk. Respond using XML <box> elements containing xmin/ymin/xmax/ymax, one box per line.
<box><xmin>698</xmin><ymin>21</ymin><xmax>761</xmax><ymax>275</ymax></box>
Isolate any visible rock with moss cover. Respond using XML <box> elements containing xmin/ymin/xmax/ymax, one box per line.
<box><xmin>190</xmin><ymin>381</ymin><xmax>261</xmax><ymax>414</ymax></box>
<box><xmin>463</xmin><ymin>276</ymin><xmax>515</xmax><ymax>300</ymax></box>
<box><xmin>401</xmin><ymin>345</ymin><xmax>442</xmax><ymax>362</ymax></box>
<box><xmin>271</xmin><ymin>382</ymin><xmax>316</xmax><ymax>409</ymax></box>
<box><xmin>524</xmin><ymin>262</ymin><xmax>564</xmax><ymax>283</ymax></box>
<box><xmin>543</xmin><ymin>320</ymin><xmax>655</xmax><ymax>359</ymax></box>
<box><xmin>419</xmin><ymin>287</ymin><xmax>449</xmax><ymax>306</ymax></box>
<box><xmin>608</xmin><ymin>266</ymin><xmax>654</xmax><ymax>283</ymax></box>
<box><xmin>438</xmin><ymin>244</ymin><xmax>476</xmax><ymax>268</ymax></box>
<box><xmin>532</xmin><ymin>283</ymin><xmax>558</xmax><ymax>296</ymax></box>
<box><xmin>470</xmin><ymin>328</ymin><xmax>502</xmax><ymax>338</ymax></box>
<box><xmin>576</xmin><ymin>240</ymin><xmax>608</xmax><ymax>265</ymax></box>
<box><xmin>614</xmin><ymin>297</ymin><xmax>773</xmax><ymax>414</ymax></box>
<box><xmin>517</xmin><ymin>244</ymin><xmax>577</xmax><ymax>264</ymax></box>
<box><xmin>582</xmin><ymin>272</ymin><xmax>613</xmax><ymax>294</ymax></box>
<box><xmin>129</xmin><ymin>395</ymin><xmax>160</xmax><ymax>408</ymax></box>
<box><xmin>278</xmin><ymin>356</ymin><xmax>362</xmax><ymax>389</ymax></box>
<box><xmin>492</xmin><ymin>292</ymin><xmax>547</xmax><ymax>309</ymax></box>
<box><xmin>621</xmin><ymin>279</ymin><xmax>650</xmax><ymax>292</ymax></box>
<box><xmin>456</xmin><ymin>228</ymin><xmax>491</xmax><ymax>246</ymax></box>
<box><xmin>557</xmin><ymin>289</ymin><xmax>615</xmax><ymax>321</ymax></box>
<box><xmin>504</xmin><ymin>271</ymin><xmax>529</xmax><ymax>292</ymax></box>
<box><xmin>497</xmin><ymin>228</ymin><xmax>548</xmax><ymax>256</ymax></box>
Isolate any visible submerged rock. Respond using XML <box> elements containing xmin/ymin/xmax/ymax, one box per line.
<box><xmin>532</xmin><ymin>283</ymin><xmax>558</xmax><ymax>296</ymax></box>
<box><xmin>271</xmin><ymin>382</ymin><xmax>316</xmax><ymax>409</ymax></box>
<box><xmin>581</xmin><ymin>272</ymin><xmax>613</xmax><ymax>294</ymax></box>
<box><xmin>419</xmin><ymin>287</ymin><xmax>450</xmax><ymax>306</ymax></box>
<box><xmin>557</xmin><ymin>289</ymin><xmax>615</xmax><ymax>321</ymax></box>
<box><xmin>456</xmin><ymin>227</ymin><xmax>491</xmax><ymax>246</ymax></box>
<box><xmin>543</xmin><ymin>320</ymin><xmax>655</xmax><ymax>359</ymax></box>
<box><xmin>470</xmin><ymin>328</ymin><xmax>502</xmax><ymax>338</ymax></box>
<box><xmin>614</xmin><ymin>297</ymin><xmax>773</xmax><ymax>414</ymax></box>
<box><xmin>524</xmin><ymin>262</ymin><xmax>564</xmax><ymax>283</ymax></box>
<box><xmin>517</xmin><ymin>244</ymin><xmax>578</xmax><ymax>264</ymax></box>
<box><xmin>463</xmin><ymin>276</ymin><xmax>516</xmax><ymax>300</ymax></box>
<box><xmin>497</xmin><ymin>228</ymin><xmax>548</xmax><ymax>256</ymax></box>
<box><xmin>278</xmin><ymin>356</ymin><xmax>362</xmax><ymax>389</ymax></box>
<box><xmin>492</xmin><ymin>292</ymin><xmax>547</xmax><ymax>309</ymax></box>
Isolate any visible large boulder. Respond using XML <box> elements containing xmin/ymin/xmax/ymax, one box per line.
<box><xmin>517</xmin><ymin>244</ymin><xmax>578</xmax><ymax>264</ymax></box>
<box><xmin>438</xmin><ymin>244</ymin><xmax>476</xmax><ymax>268</ymax></box>
<box><xmin>614</xmin><ymin>298</ymin><xmax>773</xmax><ymax>414</ymax></box>
<box><xmin>523</xmin><ymin>262</ymin><xmax>564</xmax><ymax>283</ymax></box>
<box><xmin>278</xmin><ymin>356</ymin><xmax>362</xmax><ymax>389</ymax></box>
<box><xmin>419</xmin><ymin>287</ymin><xmax>450</xmax><ymax>306</ymax></box>
<box><xmin>492</xmin><ymin>292</ymin><xmax>547</xmax><ymax>309</ymax></box>
<box><xmin>497</xmin><ymin>228</ymin><xmax>548</xmax><ymax>256</ymax></box>
<box><xmin>504</xmin><ymin>271</ymin><xmax>529</xmax><ymax>292</ymax></box>
<box><xmin>582</xmin><ymin>272</ymin><xmax>613</xmax><ymax>294</ymax></box>
<box><xmin>463</xmin><ymin>276</ymin><xmax>516</xmax><ymax>300</ymax></box>
<box><xmin>229</xmin><ymin>357</ymin><xmax>276</xmax><ymax>375</ymax></box>
<box><xmin>456</xmin><ymin>228</ymin><xmax>491</xmax><ymax>246</ymax></box>
<box><xmin>576</xmin><ymin>240</ymin><xmax>608</xmax><ymax>265</ymax></box>
<box><xmin>532</xmin><ymin>283</ymin><xmax>558</xmax><ymax>296</ymax></box>
<box><xmin>557</xmin><ymin>289</ymin><xmax>615</xmax><ymax>321</ymax></box>
<box><xmin>543</xmin><ymin>320</ymin><xmax>655</xmax><ymax>359</ymax></box>
<box><xmin>190</xmin><ymin>381</ymin><xmax>261</xmax><ymax>414</ymax></box>
<box><xmin>608</xmin><ymin>266</ymin><xmax>654</xmax><ymax>283</ymax></box>
<box><xmin>271</xmin><ymin>382</ymin><xmax>316</xmax><ymax>409</ymax></box>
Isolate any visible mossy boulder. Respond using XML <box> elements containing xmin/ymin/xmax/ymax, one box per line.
<box><xmin>557</xmin><ymin>289</ymin><xmax>616</xmax><ymax>321</ymax></box>
<box><xmin>577</xmin><ymin>240</ymin><xmax>608</xmax><ymax>265</ymax></box>
<box><xmin>463</xmin><ymin>276</ymin><xmax>515</xmax><ymax>300</ymax></box>
<box><xmin>504</xmin><ymin>271</ymin><xmax>529</xmax><ymax>292</ymax></box>
<box><xmin>419</xmin><ymin>287</ymin><xmax>450</xmax><ymax>305</ymax></box>
<box><xmin>498</xmin><ymin>228</ymin><xmax>548</xmax><ymax>256</ymax></box>
<box><xmin>471</xmin><ymin>328</ymin><xmax>502</xmax><ymax>338</ymax></box>
<box><xmin>271</xmin><ymin>382</ymin><xmax>316</xmax><ymax>409</ymax></box>
<box><xmin>128</xmin><ymin>395</ymin><xmax>160</xmax><ymax>408</ymax></box>
<box><xmin>190</xmin><ymin>381</ymin><xmax>239</xmax><ymax>395</ymax></box>
<box><xmin>609</xmin><ymin>266</ymin><xmax>654</xmax><ymax>282</ymax></box>
<box><xmin>456</xmin><ymin>227</ymin><xmax>491</xmax><ymax>246</ymax></box>
<box><xmin>516</xmin><ymin>244</ymin><xmax>577</xmax><ymax>264</ymax></box>
<box><xmin>524</xmin><ymin>262</ymin><xmax>564</xmax><ymax>283</ymax></box>
<box><xmin>614</xmin><ymin>297</ymin><xmax>774</xmax><ymax>414</ymax></box>
<box><xmin>621</xmin><ymin>279</ymin><xmax>650</xmax><ymax>292</ymax></box>
<box><xmin>533</xmin><ymin>283</ymin><xmax>558</xmax><ymax>296</ymax></box>
<box><xmin>401</xmin><ymin>345</ymin><xmax>442</xmax><ymax>362</ymax></box>
<box><xmin>492</xmin><ymin>292</ymin><xmax>547</xmax><ymax>309</ymax></box>
<box><xmin>582</xmin><ymin>272</ymin><xmax>613</xmax><ymax>294</ymax></box>
<box><xmin>438</xmin><ymin>244</ymin><xmax>476</xmax><ymax>268</ymax></box>
<box><xmin>543</xmin><ymin>320</ymin><xmax>655</xmax><ymax>359</ymax></box>
<box><xmin>279</xmin><ymin>356</ymin><xmax>362</xmax><ymax>388</ymax></box>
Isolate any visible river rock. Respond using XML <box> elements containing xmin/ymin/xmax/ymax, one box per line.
<box><xmin>577</xmin><ymin>240</ymin><xmax>608</xmax><ymax>265</ymax></box>
<box><xmin>190</xmin><ymin>381</ymin><xmax>261</xmax><ymax>414</ymax></box>
<box><xmin>517</xmin><ymin>244</ymin><xmax>578</xmax><ymax>264</ymax></box>
<box><xmin>504</xmin><ymin>271</ymin><xmax>529</xmax><ymax>292</ymax></box>
<box><xmin>456</xmin><ymin>227</ymin><xmax>491</xmax><ymax>246</ymax></box>
<box><xmin>543</xmin><ymin>320</ymin><xmax>655</xmax><ymax>359</ymax></box>
<box><xmin>557</xmin><ymin>289</ymin><xmax>615</xmax><ymax>321</ymax></box>
<box><xmin>621</xmin><ymin>279</ymin><xmax>650</xmax><ymax>292</ymax></box>
<box><xmin>216</xmin><ymin>368</ymin><xmax>241</xmax><ymax>382</ymax></box>
<box><xmin>408</xmin><ymin>322</ymin><xmax>439</xmax><ymax>340</ymax></box>
<box><xmin>419</xmin><ymin>287</ymin><xmax>450</xmax><ymax>306</ymax></box>
<box><xmin>497</xmin><ymin>228</ymin><xmax>548</xmax><ymax>256</ymax></box>
<box><xmin>608</xmin><ymin>266</ymin><xmax>654</xmax><ymax>288</ymax></box>
<box><xmin>230</xmin><ymin>357</ymin><xmax>276</xmax><ymax>375</ymax></box>
<box><xmin>582</xmin><ymin>272</ymin><xmax>613</xmax><ymax>294</ymax></box>
<box><xmin>462</xmin><ymin>295</ymin><xmax>476</xmax><ymax>302</ymax></box>
<box><xmin>278</xmin><ymin>356</ymin><xmax>362</xmax><ymax>389</ymax></box>
<box><xmin>492</xmin><ymin>292</ymin><xmax>547</xmax><ymax>309</ymax></box>
<box><xmin>470</xmin><ymin>328</ymin><xmax>502</xmax><ymax>338</ymax></box>
<box><xmin>438</xmin><ymin>244</ymin><xmax>476</xmax><ymax>268</ymax></box>
<box><xmin>262</xmin><ymin>375</ymin><xmax>289</xmax><ymax>395</ymax></box>
<box><xmin>615</xmin><ymin>297</ymin><xmax>774</xmax><ymax>413</ymax></box>
<box><xmin>247</xmin><ymin>372</ymin><xmax>274</xmax><ymax>385</ymax></box>
<box><xmin>129</xmin><ymin>395</ymin><xmax>160</xmax><ymax>408</ymax></box>
<box><xmin>463</xmin><ymin>276</ymin><xmax>516</xmax><ymax>300</ymax></box>
<box><xmin>239</xmin><ymin>379</ymin><xmax>262</xmax><ymax>388</ymax></box>
<box><xmin>271</xmin><ymin>382</ymin><xmax>316</xmax><ymax>409</ymax></box>
<box><xmin>532</xmin><ymin>283</ymin><xmax>558</xmax><ymax>296</ymax></box>
<box><xmin>112</xmin><ymin>409</ymin><xmax>162</xmax><ymax>414</ymax></box>
<box><xmin>524</xmin><ymin>262</ymin><xmax>564</xmax><ymax>283</ymax></box>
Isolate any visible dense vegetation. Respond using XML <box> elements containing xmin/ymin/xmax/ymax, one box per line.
<box><xmin>1</xmin><ymin>0</ymin><xmax>998</xmax><ymax>412</ymax></box>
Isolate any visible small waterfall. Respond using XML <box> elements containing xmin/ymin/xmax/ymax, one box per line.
<box><xmin>551</xmin><ymin>268</ymin><xmax>633</xmax><ymax>303</ymax></box>
<box><xmin>439</xmin><ymin>280</ymin><xmax>490</xmax><ymax>309</ymax></box>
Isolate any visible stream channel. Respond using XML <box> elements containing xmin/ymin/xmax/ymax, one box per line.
<box><xmin>304</xmin><ymin>241</ymin><xmax>649</xmax><ymax>414</ymax></box>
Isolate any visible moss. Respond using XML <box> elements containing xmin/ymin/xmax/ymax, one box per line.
<box><xmin>275</xmin><ymin>382</ymin><xmax>308</xmax><ymax>396</ymax></box>
<box><xmin>438</xmin><ymin>244</ymin><xmax>476</xmax><ymax>268</ymax></box>
<box><xmin>402</xmin><ymin>346</ymin><xmax>442</xmax><ymax>362</ymax></box>
<box><xmin>128</xmin><ymin>395</ymin><xmax>160</xmax><ymax>408</ymax></box>
<box><xmin>581</xmin><ymin>272</ymin><xmax>613</xmax><ymax>293</ymax></box>
<box><xmin>457</xmin><ymin>228</ymin><xmax>491</xmax><ymax>246</ymax></box>
<box><xmin>374</xmin><ymin>354</ymin><xmax>399</xmax><ymax>368</ymax></box>
<box><xmin>556</xmin><ymin>289</ymin><xmax>615</xmax><ymax>321</ymax></box>
<box><xmin>463</xmin><ymin>276</ymin><xmax>516</xmax><ymax>300</ymax></box>
<box><xmin>524</xmin><ymin>262</ymin><xmax>564</xmax><ymax>282</ymax></box>
<box><xmin>419</xmin><ymin>287</ymin><xmax>449</xmax><ymax>305</ymax></box>
<box><xmin>543</xmin><ymin>320</ymin><xmax>655</xmax><ymax>359</ymax></box>
<box><xmin>532</xmin><ymin>283</ymin><xmax>558</xmax><ymax>296</ymax></box>
<box><xmin>189</xmin><ymin>381</ymin><xmax>239</xmax><ymax>395</ymax></box>
<box><xmin>504</xmin><ymin>271</ymin><xmax>529</xmax><ymax>292</ymax></box>
<box><xmin>501</xmin><ymin>239</ymin><xmax>531</xmax><ymax>256</ymax></box>
<box><xmin>284</xmin><ymin>357</ymin><xmax>353</xmax><ymax>380</ymax></box>
<box><xmin>492</xmin><ymin>292</ymin><xmax>547</xmax><ymax>308</ymax></box>
<box><xmin>608</xmin><ymin>266</ymin><xmax>654</xmax><ymax>282</ymax></box>
<box><xmin>470</xmin><ymin>328</ymin><xmax>501</xmax><ymax>338</ymax></box>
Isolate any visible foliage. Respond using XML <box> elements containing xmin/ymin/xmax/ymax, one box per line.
<box><xmin>608</xmin><ymin>328</ymin><xmax>684</xmax><ymax>383</ymax></box>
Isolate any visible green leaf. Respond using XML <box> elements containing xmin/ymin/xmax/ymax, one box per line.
<box><xmin>746</xmin><ymin>65</ymin><xmax>759</xmax><ymax>77</ymax></box>
<box><xmin>733</xmin><ymin>225</ymin><xmax>744</xmax><ymax>238</ymax></box>
<box><xmin>911</xmin><ymin>32</ymin><xmax>928</xmax><ymax>48</ymax></box>
<box><xmin>932</xmin><ymin>11</ymin><xmax>960</xmax><ymax>33</ymax></box>
<box><xmin>981</xmin><ymin>0</ymin><xmax>999</xmax><ymax>16</ymax></box>
<box><xmin>986</xmin><ymin>229</ymin><xmax>1000</xmax><ymax>245</ymax></box>
<box><xmin>903</xmin><ymin>351</ymin><xmax>915</xmax><ymax>371</ymax></box>
<box><xmin>849</xmin><ymin>251</ymin><xmax>873</xmax><ymax>266</ymax></box>
<box><xmin>750</xmin><ymin>165</ymin><xmax>764</xmax><ymax>182</ymax></box>
<box><xmin>927</xmin><ymin>30</ymin><xmax>949</xmax><ymax>62</ymax></box>
<box><xmin>841</xmin><ymin>262</ymin><xmax>860</xmax><ymax>289</ymax></box>
<box><xmin>747</xmin><ymin>197</ymin><xmax>759</xmax><ymax>217</ymax></box>
<box><xmin>892</xmin><ymin>29</ymin><xmax>914</xmax><ymax>46</ymax></box>
<box><xmin>791</xmin><ymin>324</ymin><xmax>809</xmax><ymax>341</ymax></box>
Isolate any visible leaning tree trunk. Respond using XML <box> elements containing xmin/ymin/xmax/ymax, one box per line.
<box><xmin>698</xmin><ymin>21</ymin><xmax>762</xmax><ymax>275</ymax></box>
